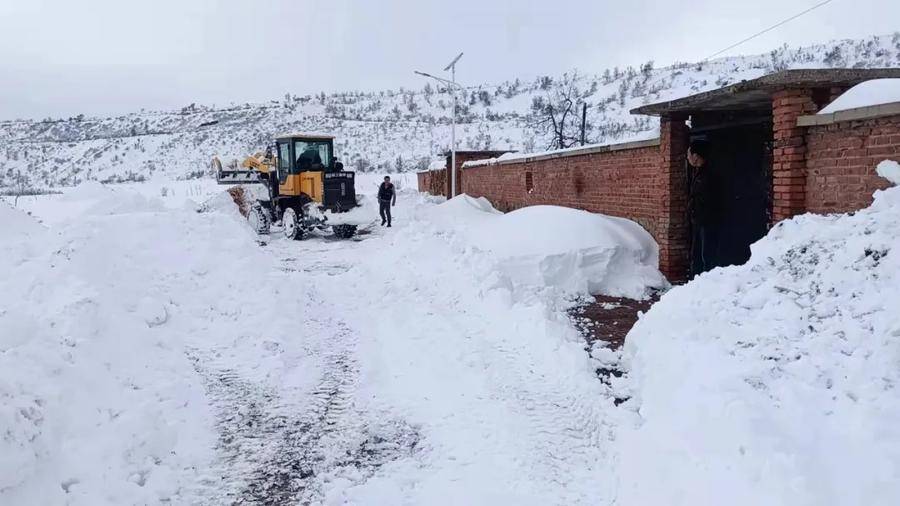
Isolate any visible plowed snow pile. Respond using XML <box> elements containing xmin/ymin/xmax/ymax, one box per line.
<box><xmin>426</xmin><ymin>196</ymin><xmax>666</xmax><ymax>298</ymax></box>
<box><xmin>0</xmin><ymin>186</ymin><xmax>272</xmax><ymax>504</ymax></box>
<box><xmin>617</xmin><ymin>161</ymin><xmax>900</xmax><ymax>505</ymax></box>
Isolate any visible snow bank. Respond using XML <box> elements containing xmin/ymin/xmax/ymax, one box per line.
<box><xmin>59</xmin><ymin>180</ymin><xmax>113</xmax><ymax>201</ymax></box>
<box><xmin>877</xmin><ymin>159</ymin><xmax>900</xmax><ymax>186</ymax></box>
<box><xmin>818</xmin><ymin>78</ymin><xmax>900</xmax><ymax>114</ymax></box>
<box><xmin>426</xmin><ymin>196</ymin><xmax>666</xmax><ymax>298</ymax></box>
<box><xmin>470</xmin><ymin>206</ymin><xmax>665</xmax><ymax>297</ymax></box>
<box><xmin>0</xmin><ymin>202</ymin><xmax>44</xmax><ymax>242</ymax></box>
<box><xmin>616</xmin><ymin>174</ymin><xmax>900</xmax><ymax>505</ymax></box>
<box><xmin>0</xmin><ymin>184</ymin><xmax>275</xmax><ymax>504</ymax></box>
<box><xmin>84</xmin><ymin>190</ymin><xmax>166</xmax><ymax>215</ymax></box>
<box><xmin>424</xmin><ymin>194</ymin><xmax>502</xmax><ymax>230</ymax></box>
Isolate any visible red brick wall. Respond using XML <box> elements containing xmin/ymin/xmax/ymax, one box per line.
<box><xmin>417</xmin><ymin>171</ymin><xmax>428</xmax><ymax>192</ymax></box>
<box><xmin>462</xmin><ymin>146</ymin><xmax>662</xmax><ymax>236</ymax></box>
<box><xmin>805</xmin><ymin>115</ymin><xmax>900</xmax><ymax>213</ymax></box>
<box><xmin>417</xmin><ymin>169</ymin><xmax>447</xmax><ymax>196</ymax></box>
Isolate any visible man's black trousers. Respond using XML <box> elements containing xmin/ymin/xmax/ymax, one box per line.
<box><xmin>379</xmin><ymin>200</ymin><xmax>392</xmax><ymax>225</ymax></box>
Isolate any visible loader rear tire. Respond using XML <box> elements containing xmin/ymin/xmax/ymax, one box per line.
<box><xmin>283</xmin><ymin>207</ymin><xmax>303</xmax><ymax>240</ymax></box>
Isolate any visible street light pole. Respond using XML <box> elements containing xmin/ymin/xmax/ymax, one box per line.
<box><xmin>415</xmin><ymin>52</ymin><xmax>463</xmax><ymax>198</ymax></box>
<box><xmin>450</xmin><ymin>65</ymin><xmax>457</xmax><ymax>198</ymax></box>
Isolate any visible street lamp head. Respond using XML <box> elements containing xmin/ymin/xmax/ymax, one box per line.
<box><xmin>414</xmin><ymin>70</ymin><xmax>437</xmax><ymax>80</ymax></box>
<box><xmin>443</xmin><ymin>52</ymin><xmax>464</xmax><ymax>72</ymax></box>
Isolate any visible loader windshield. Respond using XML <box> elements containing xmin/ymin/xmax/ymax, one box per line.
<box><xmin>294</xmin><ymin>140</ymin><xmax>332</xmax><ymax>172</ymax></box>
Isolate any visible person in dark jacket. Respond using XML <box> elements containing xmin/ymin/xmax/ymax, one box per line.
<box><xmin>378</xmin><ymin>176</ymin><xmax>396</xmax><ymax>227</ymax></box>
<box><xmin>687</xmin><ymin>139</ymin><xmax>723</xmax><ymax>276</ymax></box>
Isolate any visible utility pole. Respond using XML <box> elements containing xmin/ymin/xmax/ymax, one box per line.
<box><xmin>580</xmin><ymin>103</ymin><xmax>587</xmax><ymax>146</ymax></box>
<box><xmin>415</xmin><ymin>52</ymin><xmax>464</xmax><ymax>198</ymax></box>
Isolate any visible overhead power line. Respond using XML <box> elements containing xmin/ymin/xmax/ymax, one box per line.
<box><xmin>704</xmin><ymin>0</ymin><xmax>837</xmax><ymax>62</ymax></box>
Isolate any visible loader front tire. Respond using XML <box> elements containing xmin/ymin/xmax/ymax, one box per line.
<box><xmin>283</xmin><ymin>207</ymin><xmax>303</xmax><ymax>240</ymax></box>
<box><xmin>248</xmin><ymin>204</ymin><xmax>270</xmax><ymax>235</ymax></box>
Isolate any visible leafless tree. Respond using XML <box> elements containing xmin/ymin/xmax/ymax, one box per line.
<box><xmin>10</xmin><ymin>169</ymin><xmax>33</xmax><ymax>207</ymax></box>
<box><xmin>529</xmin><ymin>71</ymin><xmax>588</xmax><ymax>150</ymax></box>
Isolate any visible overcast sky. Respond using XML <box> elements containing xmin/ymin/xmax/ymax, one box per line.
<box><xmin>1</xmin><ymin>0</ymin><xmax>897</xmax><ymax>120</ymax></box>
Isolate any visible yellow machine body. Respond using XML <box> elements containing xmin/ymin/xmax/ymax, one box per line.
<box><xmin>214</xmin><ymin>133</ymin><xmax>357</xmax><ymax>217</ymax></box>
<box><xmin>280</xmin><ymin>172</ymin><xmax>324</xmax><ymax>202</ymax></box>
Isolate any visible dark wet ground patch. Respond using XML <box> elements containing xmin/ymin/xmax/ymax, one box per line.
<box><xmin>569</xmin><ymin>295</ymin><xmax>659</xmax><ymax>350</ymax></box>
<box><xmin>569</xmin><ymin>294</ymin><xmax>661</xmax><ymax>405</ymax></box>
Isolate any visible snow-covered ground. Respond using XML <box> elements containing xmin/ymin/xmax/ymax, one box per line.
<box><xmin>615</xmin><ymin>160</ymin><xmax>900</xmax><ymax>506</ymax></box>
<box><xmin>1</xmin><ymin>178</ymin><xmax>659</xmax><ymax>504</ymax></box>
<box><xmin>2</xmin><ymin>163</ymin><xmax>898</xmax><ymax>505</ymax></box>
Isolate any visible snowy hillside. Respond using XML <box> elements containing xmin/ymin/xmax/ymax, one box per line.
<box><xmin>1</xmin><ymin>34</ymin><xmax>899</xmax><ymax>190</ymax></box>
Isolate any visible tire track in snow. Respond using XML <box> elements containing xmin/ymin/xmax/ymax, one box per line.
<box><xmin>187</xmin><ymin>243</ymin><xmax>421</xmax><ymax>505</ymax></box>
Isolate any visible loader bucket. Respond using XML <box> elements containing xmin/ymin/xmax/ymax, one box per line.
<box><xmin>216</xmin><ymin>169</ymin><xmax>263</xmax><ymax>185</ymax></box>
<box><xmin>212</xmin><ymin>156</ymin><xmax>263</xmax><ymax>185</ymax></box>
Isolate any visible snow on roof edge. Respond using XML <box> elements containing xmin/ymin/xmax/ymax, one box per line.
<box><xmin>818</xmin><ymin>79</ymin><xmax>900</xmax><ymax>115</ymax></box>
<box><xmin>462</xmin><ymin>132</ymin><xmax>660</xmax><ymax>168</ymax></box>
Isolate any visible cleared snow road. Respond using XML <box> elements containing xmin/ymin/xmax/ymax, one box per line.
<box><xmin>219</xmin><ymin>194</ymin><xmax>624</xmax><ymax>505</ymax></box>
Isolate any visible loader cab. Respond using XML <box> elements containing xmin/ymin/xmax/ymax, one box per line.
<box><xmin>274</xmin><ymin>133</ymin><xmax>356</xmax><ymax>211</ymax></box>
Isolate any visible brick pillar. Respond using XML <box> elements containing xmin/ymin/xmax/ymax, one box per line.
<box><xmin>658</xmin><ymin>115</ymin><xmax>690</xmax><ymax>283</ymax></box>
<box><xmin>454</xmin><ymin>155</ymin><xmax>466</xmax><ymax>196</ymax></box>
<box><xmin>444</xmin><ymin>154</ymin><xmax>452</xmax><ymax>197</ymax></box>
<box><xmin>772</xmin><ymin>89</ymin><xmax>818</xmax><ymax>222</ymax></box>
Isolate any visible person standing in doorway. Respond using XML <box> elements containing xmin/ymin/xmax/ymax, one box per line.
<box><xmin>378</xmin><ymin>176</ymin><xmax>397</xmax><ymax>227</ymax></box>
<box><xmin>687</xmin><ymin>139</ymin><xmax>722</xmax><ymax>276</ymax></box>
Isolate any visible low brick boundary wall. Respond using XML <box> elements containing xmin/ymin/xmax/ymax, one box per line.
<box><xmin>803</xmin><ymin>113</ymin><xmax>900</xmax><ymax>213</ymax></box>
<box><xmin>461</xmin><ymin>140</ymin><xmax>663</xmax><ymax>238</ymax></box>
<box><xmin>417</xmin><ymin>169</ymin><xmax>447</xmax><ymax>197</ymax></box>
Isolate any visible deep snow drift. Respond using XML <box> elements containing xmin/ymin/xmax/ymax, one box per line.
<box><xmin>0</xmin><ymin>187</ymin><xmax>268</xmax><ymax>504</ymax></box>
<box><xmin>426</xmin><ymin>195</ymin><xmax>667</xmax><ymax>298</ymax></box>
<box><xmin>616</xmin><ymin>166</ymin><xmax>900</xmax><ymax>505</ymax></box>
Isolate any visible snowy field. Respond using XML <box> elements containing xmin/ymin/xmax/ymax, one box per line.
<box><xmin>2</xmin><ymin>163</ymin><xmax>899</xmax><ymax>505</ymax></box>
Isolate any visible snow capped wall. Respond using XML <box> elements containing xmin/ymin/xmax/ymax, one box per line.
<box><xmin>616</xmin><ymin>172</ymin><xmax>900</xmax><ymax>505</ymax></box>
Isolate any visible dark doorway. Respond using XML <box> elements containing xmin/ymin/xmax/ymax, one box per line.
<box><xmin>690</xmin><ymin>119</ymin><xmax>772</xmax><ymax>272</ymax></box>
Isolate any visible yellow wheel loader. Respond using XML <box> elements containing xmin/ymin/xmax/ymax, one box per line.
<box><xmin>213</xmin><ymin>133</ymin><xmax>358</xmax><ymax>239</ymax></box>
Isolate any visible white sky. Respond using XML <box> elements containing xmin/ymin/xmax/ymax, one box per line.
<box><xmin>1</xmin><ymin>0</ymin><xmax>897</xmax><ymax>120</ymax></box>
